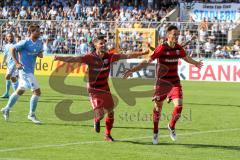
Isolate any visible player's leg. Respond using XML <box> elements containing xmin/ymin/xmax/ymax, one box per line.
<box><xmin>1</xmin><ymin>88</ymin><xmax>25</xmax><ymax>121</ymax></box>
<box><xmin>152</xmin><ymin>99</ymin><xmax>164</xmax><ymax>145</ymax></box>
<box><xmin>93</xmin><ymin>108</ymin><xmax>104</xmax><ymax>133</ymax></box>
<box><xmin>10</xmin><ymin>76</ymin><xmax>18</xmax><ymax>91</ymax></box>
<box><xmin>90</xmin><ymin>93</ymin><xmax>105</xmax><ymax>133</ymax></box>
<box><xmin>167</xmin><ymin>86</ymin><xmax>183</xmax><ymax>141</ymax></box>
<box><xmin>10</xmin><ymin>69</ymin><xmax>19</xmax><ymax>91</ymax></box>
<box><xmin>1</xmin><ymin>74</ymin><xmax>11</xmax><ymax>98</ymax></box>
<box><xmin>28</xmin><ymin>74</ymin><xmax>41</xmax><ymax>124</ymax></box>
<box><xmin>152</xmin><ymin>84</ymin><xmax>171</xmax><ymax>144</ymax></box>
<box><xmin>102</xmin><ymin>92</ymin><xmax>115</xmax><ymax>142</ymax></box>
<box><xmin>104</xmin><ymin>110</ymin><xmax>114</xmax><ymax>142</ymax></box>
<box><xmin>1</xmin><ymin>70</ymin><xmax>28</xmax><ymax>121</ymax></box>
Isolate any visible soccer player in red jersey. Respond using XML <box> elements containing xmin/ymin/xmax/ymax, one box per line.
<box><xmin>123</xmin><ymin>25</ymin><xmax>203</xmax><ymax>144</ymax></box>
<box><xmin>54</xmin><ymin>36</ymin><xmax>149</xmax><ymax>142</ymax></box>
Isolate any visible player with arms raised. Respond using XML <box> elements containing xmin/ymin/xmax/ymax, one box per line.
<box><xmin>54</xmin><ymin>35</ymin><xmax>149</xmax><ymax>141</ymax></box>
<box><xmin>123</xmin><ymin>25</ymin><xmax>203</xmax><ymax>144</ymax></box>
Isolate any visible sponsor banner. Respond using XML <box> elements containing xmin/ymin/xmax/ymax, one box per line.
<box><xmin>1</xmin><ymin>54</ymin><xmax>239</xmax><ymax>82</ymax></box>
<box><xmin>180</xmin><ymin>2</ymin><xmax>240</xmax><ymax>22</ymax></box>
<box><xmin>111</xmin><ymin>59</ymin><xmax>240</xmax><ymax>83</ymax></box>
<box><xmin>0</xmin><ymin>55</ymin><xmax>87</xmax><ymax>76</ymax></box>
<box><xmin>180</xmin><ymin>60</ymin><xmax>240</xmax><ymax>82</ymax></box>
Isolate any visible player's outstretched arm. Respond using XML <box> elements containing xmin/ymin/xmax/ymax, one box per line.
<box><xmin>10</xmin><ymin>47</ymin><xmax>23</xmax><ymax>69</ymax></box>
<box><xmin>54</xmin><ymin>56</ymin><xmax>82</xmax><ymax>63</ymax></box>
<box><xmin>118</xmin><ymin>49</ymin><xmax>150</xmax><ymax>59</ymax></box>
<box><xmin>123</xmin><ymin>58</ymin><xmax>152</xmax><ymax>79</ymax></box>
<box><xmin>182</xmin><ymin>56</ymin><xmax>203</xmax><ymax>69</ymax></box>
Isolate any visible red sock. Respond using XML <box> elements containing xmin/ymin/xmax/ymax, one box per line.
<box><xmin>95</xmin><ymin>117</ymin><xmax>100</xmax><ymax>123</ymax></box>
<box><xmin>169</xmin><ymin>106</ymin><xmax>182</xmax><ymax>129</ymax></box>
<box><xmin>105</xmin><ymin>116</ymin><xmax>114</xmax><ymax>135</ymax></box>
<box><xmin>153</xmin><ymin>108</ymin><xmax>160</xmax><ymax>134</ymax></box>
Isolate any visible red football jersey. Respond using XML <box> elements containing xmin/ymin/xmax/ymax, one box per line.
<box><xmin>150</xmin><ymin>42</ymin><xmax>186</xmax><ymax>86</ymax></box>
<box><xmin>80</xmin><ymin>52</ymin><xmax>121</xmax><ymax>92</ymax></box>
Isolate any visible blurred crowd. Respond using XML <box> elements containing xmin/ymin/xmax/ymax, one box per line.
<box><xmin>157</xmin><ymin>16</ymin><xmax>240</xmax><ymax>59</ymax></box>
<box><xmin>0</xmin><ymin>0</ymin><xmax>239</xmax><ymax>58</ymax></box>
<box><xmin>0</xmin><ymin>0</ymin><xmax>176</xmax><ymax>55</ymax></box>
<box><xmin>0</xmin><ymin>0</ymin><xmax>176</xmax><ymax>21</ymax></box>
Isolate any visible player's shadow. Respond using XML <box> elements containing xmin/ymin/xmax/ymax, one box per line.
<box><xmin>6</xmin><ymin>99</ymin><xmax>89</xmax><ymax>103</ymax></box>
<box><xmin>4</xmin><ymin>121</ymin><xmax>196</xmax><ymax>131</ymax></box>
<box><xmin>113</xmin><ymin>126</ymin><xmax>195</xmax><ymax>131</ymax></box>
<box><xmin>119</xmin><ymin>141</ymin><xmax>240</xmax><ymax>151</ymax></box>
<box><xmin>185</xmin><ymin>102</ymin><xmax>240</xmax><ymax>108</ymax></box>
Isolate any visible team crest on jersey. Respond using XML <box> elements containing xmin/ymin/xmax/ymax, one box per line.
<box><xmin>176</xmin><ymin>50</ymin><xmax>180</xmax><ymax>55</ymax></box>
<box><xmin>104</xmin><ymin>59</ymin><xmax>109</xmax><ymax>64</ymax></box>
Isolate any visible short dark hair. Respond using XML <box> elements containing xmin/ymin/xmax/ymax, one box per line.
<box><xmin>167</xmin><ymin>25</ymin><xmax>178</xmax><ymax>32</ymax></box>
<box><xmin>6</xmin><ymin>32</ymin><xmax>13</xmax><ymax>37</ymax></box>
<box><xmin>15</xmin><ymin>35</ymin><xmax>21</xmax><ymax>40</ymax></box>
<box><xmin>28</xmin><ymin>24</ymin><xmax>40</xmax><ymax>34</ymax></box>
<box><xmin>93</xmin><ymin>34</ymin><xmax>106</xmax><ymax>44</ymax></box>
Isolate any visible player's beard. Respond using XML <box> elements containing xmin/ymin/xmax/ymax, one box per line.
<box><xmin>99</xmin><ymin>46</ymin><xmax>107</xmax><ymax>54</ymax></box>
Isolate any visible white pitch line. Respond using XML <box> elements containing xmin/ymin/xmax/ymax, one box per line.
<box><xmin>0</xmin><ymin>158</ymin><xmax>32</xmax><ymax>160</ymax></box>
<box><xmin>0</xmin><ymin>128</ymin><xmax>239</xmax><ymax>153</ymax></box>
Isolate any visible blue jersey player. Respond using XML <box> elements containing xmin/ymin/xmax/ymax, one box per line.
<box><xmin>1</xmin><ymin>33</ymin><xmax>20</xmax><ymax>98</ymax></box>
<box><xmin>1</xmin><ymin>24</ymin><xmax>43</xmax><ymax>124</ymax></box>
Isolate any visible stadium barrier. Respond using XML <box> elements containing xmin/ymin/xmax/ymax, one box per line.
<box><xmin>0</xmin><ymin>55</ymin><xmax>239</xmax><ymax>82</ymax></box>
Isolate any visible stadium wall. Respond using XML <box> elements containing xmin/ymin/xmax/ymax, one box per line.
<box><xmin>0</xmin><ymin>55</ymin><xmax>239</xmax><ymax>82</ymax></box>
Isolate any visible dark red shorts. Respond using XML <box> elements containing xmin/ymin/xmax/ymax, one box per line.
<box><xmin>89</xmin><ymin>90</ymin><xmax>114</xmax><ymax>111</ymax></box>
<box><xmin>153</xmin><ymin>84</ymin><xmax>183</xmax><ymax>102</ymax></box>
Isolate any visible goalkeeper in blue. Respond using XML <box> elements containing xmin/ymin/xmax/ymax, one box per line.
<box><xmin>1</xmin><ymin>33</ymin><xmax>21</xmax><ymax>98</ymax></box>
<box><xmin>1</xmin><ymin>24</ymin><xmax>43</xmax><ymax>124</ymax></box>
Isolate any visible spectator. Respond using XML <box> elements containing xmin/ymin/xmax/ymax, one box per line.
<box><xmin>43</xmin><ymin>39</ymin><xmax>53</xmax><ymax>55</ymax></box>
<box><xmin>49</xmin><ymin>5</ymin><xmax>57</xmax><ymax>20</ymax></box>
<box><xmin>232</xmin><ymin>40</ymin><xmax>240</xmax><ymax>55</ymax></box>
<box><xmin>204</xmin><ymin>38</ymin><xmax>215</xmax><ymax>58</ymax></box>
<box><xmin>74</xmin><ymin>0</ymin><xmax>82</xmax><ymax>18</ymax></box>
<box><xmin>79</xmin><ymin>38</ymin><xmax>88</xmax><ymax>55</ymax></box>
<box><xmin>19</xmin><ymin>6</ymin><xmax>27</xmax><ymax>19</ymax></box>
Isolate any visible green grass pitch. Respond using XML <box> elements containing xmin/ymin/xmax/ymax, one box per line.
<box><xmin>0</xmin><ymin>75</ymin><xmax>239</xmax><ymax>160</ymax></box>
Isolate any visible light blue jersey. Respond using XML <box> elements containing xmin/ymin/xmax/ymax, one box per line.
<box><xmin>4</xmin><ymin>42</ymin><xmax>16</xmax><ymax>68</ymax></box>
<box><xmin>14</xmin><ymin>38</ymin><xmax>43</xmax><ymax>74</ymax></box>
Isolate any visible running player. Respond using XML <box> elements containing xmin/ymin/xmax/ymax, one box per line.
<box><xmin>1</xmin><ymin>33</ymin><xmax>20</xmax><ymax>98</ymax></box>
<box><xmin>54</xmin><ymin>35</ymin><xmax>149</xmax><ymax>141</ymax></box>
<box><xmin>123</xmin><ymin>25</ymin><xmax>203</xmax><ymax>144</ymax></box>
<box><xmin>1</xmin><ymin>24</ymin><xmax>43</xmax><ymax>124</ymax></box>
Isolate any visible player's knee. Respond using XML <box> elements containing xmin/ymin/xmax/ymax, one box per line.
<box><xmin>107</xmin><ymin>111</ymin><xmax>114</xmax><ymax>118</ymax></box>
<box><xmin>173</xmin><ymin>98</ymin><xmax>183</xmax><ymax>106</ymax></box>
<box><xmin>154</xmin><ymin>101</ymin><xmax>163</xmax><ymax>109</ymax></box>
<box><xmin>33</xmin><ymin>89</ymin><xmax>41</xmax><ymax>96</ymax></box>
<box><xmin>10</xmin><ymin>77</ymin><xmax>17</xmax><ymax>83</ymax></box>
<box><xmin>95</xmin><ymin>109</ymin><xmax>104</xmax><ymax>120</ymax></box>
<box><xmin>97</xmin><ymin>114</ymin><xmax>104</xmax><ymax>121</ymax></box>
<box><xmin>5</xmin><ymin>74</ymin><xmax>11</xmax><ymax>80</ymax></box>
<box><xmin>16</xmin><ymin>89</ymin><xmax>25</xmax><ymax>96</ymax></box>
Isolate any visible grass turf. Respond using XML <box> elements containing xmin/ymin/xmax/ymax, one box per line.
<box><xmin>0</xmin><ymin>75</ymin><xmax>239</xmax><ymax>160</ymax></box>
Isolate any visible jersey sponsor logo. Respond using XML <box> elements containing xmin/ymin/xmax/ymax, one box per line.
<box><xmin>104</xmin><ymin>59</ymin><xmax>109</xmax><ymax>64</ymax></box>
<box><xmin>92</xmin><ymin>67</ymin><xmax>109</xmax><ymax>71</ymax></box>
<box><xmin>165</xmin><ymin>59</ymin><xmax>178</xmax><ymax>62</ymax></box>
<box><xmin>176</xmin><ymin>50</ymin><xmax>180</xmax><ymax>55</ymax></box>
